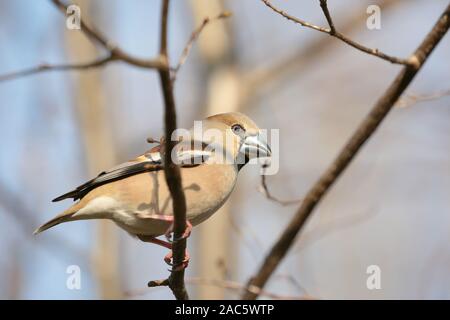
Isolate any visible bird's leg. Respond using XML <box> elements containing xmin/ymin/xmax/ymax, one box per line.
<box><xmin>137</xmin><ymin>235</ymin><xmax>172</xmax><ymax>249</ymax></box>
<box><xmin>137</xmin><ymin>232</ymin><xmax>190</xmax><ymax>271</ymax></box>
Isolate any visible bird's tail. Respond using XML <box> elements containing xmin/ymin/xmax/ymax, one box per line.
<box><xmin>33</xmin><ymin>203</ymin><xmax>81</xmax><ymax>235</ymax></box>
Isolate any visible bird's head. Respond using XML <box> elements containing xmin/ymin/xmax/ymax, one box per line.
<box><xmin>198</xmin><ymin>112</ymin><xmax>271</xmax><ymax>169</ymax></box>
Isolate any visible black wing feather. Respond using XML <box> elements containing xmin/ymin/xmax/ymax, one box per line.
<box><xmin>52</xmin><ymin>161</ymin><xmax>163</xmax><ymax>202</ymax></box>
<box><xmin>52</xmin><ymin>147</ymin><xmax>210</xmax><ymax>202</ymax></box>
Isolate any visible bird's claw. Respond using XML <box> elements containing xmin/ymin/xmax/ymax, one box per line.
<box><xmin>164</xmin><ymin>250</ymin><xmax>190</xmax><ymax>271</ymax></box>
<box><xmin>165</xmin><ymin>220</ymin><xmax>192</xmax><ymax>243</ymax></box>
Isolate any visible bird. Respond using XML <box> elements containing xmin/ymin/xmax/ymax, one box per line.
<box><xmin>34</xmin><ymin>112</ymin><xmax>271</xmax><ymax>269</ymax></box>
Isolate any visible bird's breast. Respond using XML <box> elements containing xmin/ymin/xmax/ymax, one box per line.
<box><xmin>97</xmin><ymin>164</ymin><xmax>238</xmax><ymax>236</ymax></box>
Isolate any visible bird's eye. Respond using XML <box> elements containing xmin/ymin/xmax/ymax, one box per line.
<box><xmin>231</xmin><ymin>124</ymin><xmax>245</xmax><ymax>135</ymax></box>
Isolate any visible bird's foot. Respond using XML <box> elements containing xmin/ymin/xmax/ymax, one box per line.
<box><xmin>162</xmin><ymin>220</ymin><xmax>192</xmax><ymax>271</ymax></box>
<box><xmin>164</xmin><ymin>220</ymin><xmax>193</xmax><ymax>243</ymax></box>
<box><xmin>164</xmin><ymin>249</ymin><xmax>190</xmax><ymax>271</ymax></box>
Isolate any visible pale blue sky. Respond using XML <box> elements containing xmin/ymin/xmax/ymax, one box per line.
<box><xmin>1</xmin><ymin>0</ymin><xmax>449</xmax><ymax>299</ymax></box>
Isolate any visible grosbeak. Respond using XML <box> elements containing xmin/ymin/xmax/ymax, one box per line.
<box><xmin>34</xmin><ymin>112</ymin><xmax>271</xmax><ymax>268</ymax></box>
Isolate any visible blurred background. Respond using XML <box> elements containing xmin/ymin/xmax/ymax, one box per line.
<box><xmin>0</xmin><ymin>0</ymin><xmax>449</xmax><ymax>299</ymax></box>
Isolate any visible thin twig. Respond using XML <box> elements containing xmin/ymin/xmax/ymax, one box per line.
<box><xmin>157</xmin><ymin>0</ymin><xmax>189</xmax><ymax>300</ymax></box>
<box><xmin>396</xmin><ymin>88</ymin><xmax>450</xmax><ymax>108</ymax></box>
<box><xmin>140</xmin><ymin>277</ymin><xmax>309</xmax><ymax>300</ymax></box>
<box><xmin>260</xmin><ymin>0</ymin><xmax>412</xmax><ymax>66</ymax></box>
<box><xmin>148</xmin><ymin>278</ymin><xmax>169</xmax><ymax>287</ymax></box>
<box><xmin>0</xmin><ymin>0</ymin><xmax>165</xmax><ymax>82</ymax></box>
<box><xmin>259</xmin><ymin>162</ymin><xmax>302</xmax><ymax>206</ymax></box>
<box><xmin>51</xmin><ymin>0</ymin><xmax>110</xmax><ymax>48</ymax></box>
<box><xmin>0</xmin><ymin>55</ymin><xmax>113</xmax><ymax>82</ymax></box>
<box><xmin>51</xmin><ymin>0</ymin><xmax>165</xmax><ymax>69</ymax></box>
<box><xmin>243</xmin><ymin>4</ymin><xmax>450</xmax><ymax>300</ymax></box>
<box><xmin>273</xmin><ymin>274</ymin><xmax>309</xmax><ymax>295</ymax></box>
<box><xmin>319</xmin><ymin>0</ymin><xmax>336</xmax><ymax>33</ymax></box>
<box><xmin>52</xmin><ymin>0</ymin><xmax>166</xmax><ymax>69</ymax></box>
<box><xmin>171</xmin><ymin>11</ymin><xmax>232</xmax><ymax>81</ymax></box>
<box><xmin>243</xmin><ymin>0</ymin><xmax>400</xmax><ymax>107</ymax></box>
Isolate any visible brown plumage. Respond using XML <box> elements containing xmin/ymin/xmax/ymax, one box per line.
<box><xmin>34</xmin><ymin>112</ymin><xmax>271</xmax><ymax>239</ymax></box>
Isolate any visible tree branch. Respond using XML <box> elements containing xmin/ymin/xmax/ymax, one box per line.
<box><xmin>156</xmin><ymin>0</ymin><xmax>189</xmax><ymax>300</ymax></box>
<box><xmin>243</xmin><ymin>0</ymin><xmax>400</xmax><ymax>107</ymax></box>
<box><xmin>0</xmin><ymin>0</ymin><xmax>164</xmax><ymax>82</ymax></box>
<box><xmin>148</xmin><ymin>276</ymin><xmax>308</xmax><ymax>300</ymax></box>
<box><xmin>319</xmin><ymin>0</ymin><xmax>336</xmax><ymax>34</ymax></box>
<box><xmin>243</xmin><ymin>3</ymin><xmax>450</xmax><ymax>300</ymax></box>
<box><xmin>260</xmin><ymin>0</ymin><xmax>412</xmax><ymax>65</ymax></box>
<box><xmin>0</xmin><ymin>55</ymin><xmax>114</xmax><ymax>82</ymax></box>
<box><xmin>259</xmin><ymin>162</ymin><xmax>302</xmax><ymax>206</ymax></box>
<box><xmin>171</xmin><ymin>11</ymin><xmax>232</xmax><ymax>81</ymax></box>
<box><xmin>0</xmin><ymin>1</ymin><xmax>232</xmax><ymax>83</ymax></box>
<box><xmin>52</xmin><ymin>0</ymin><xmax>166</xmax><ymax>69</ymax></box>
<box><xmin>0</xmin><ymin>0</ymin><xmax>221</xmax><ymax>299</ymax></box>
<box><xmin>396</xmin><ymin>88</ymin><xmax>450</xmax><ymax>108</ymax></box>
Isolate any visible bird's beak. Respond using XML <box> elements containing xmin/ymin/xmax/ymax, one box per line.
<box><xmin>241</xmin><ymin>135</ymin><xmax>272</xmax><ymax>159</ymax></box>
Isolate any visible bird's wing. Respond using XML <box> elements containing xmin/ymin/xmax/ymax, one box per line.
<box><xmin>52</xmin><ymin>142</ymin><xmax>211</xmax><ymax>202</ymax></box>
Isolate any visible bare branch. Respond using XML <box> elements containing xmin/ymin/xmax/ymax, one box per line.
<box><xmin>396</xmin><ymin>88</ymin><xmax>450</xmax><ymax>108</ymax></box>
<box><xmin>136</xmin><ymin>277</ymin><xmax>310</xmax><ymax>300</ymax></box>
<box><xmin>171</xmin><ymin>11</ymin><xmax>232</xmax><ymax>80</ymax></box>
<box><xmin>52</xmin><ymin>0</ymin><xmax>166</xmax><ymax>68</ymax></box>
<box><xmin>243</xmin><ymin>0</ymin><xmax>400</xmax><ymax>106</ymax></box>
<box><xmin>259</xmin><ymin>162</ymin><xmax>302</xmax><ymax>206</ymax></box>
<box><xmin>51</xmin><ymin>0</ymin><xmax>111</xmax><ymax>49</ymax></box>
<box><xmin>51</xmin><ymin>0</ymin><xmax>165</xmax><ymax>68</ymax></box>
<box><xmin>148</xmin><ymin>278</ymin><xmax>169</xmax><ymax>287</ymax></box>
<box><xmin>319</xmin><ymin>0</ymin><xmax>336</xmax><ymax>33</ymax></box>
<box><xmin>260</xmin><ymin>0</ymin><xmax>412</xmax><ymax>66</ymax></box>
<box><xmin>157</xmin><ymin>0</ymin><xmax>189</xmax><ymax>300</ymax></box>
<box><xmin>243</xmin><ymin>4</ymin><xmax>450</xmax><ymax>300</ymax></box>
<box><xmin>262</xmin><ymin>0</ymin><xmax>328</xmax><ymax>33</ymax></box>
<box><xmin>0</xmin><ymin>0</ymin><xmax>165</xmax><ymax>82</ymax></box>
<box><xmin>0</xmin><ymin>55</ymin><xmax>113</xmax><ymax>82</ymax></box>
